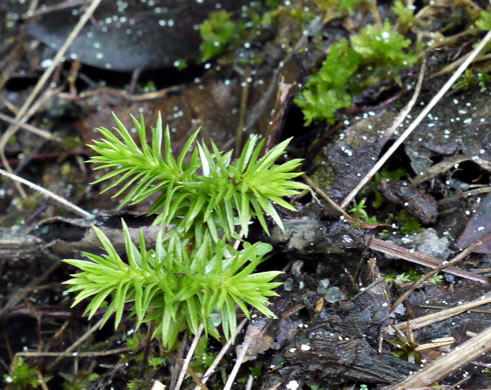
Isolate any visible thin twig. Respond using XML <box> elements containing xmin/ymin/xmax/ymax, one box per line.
<box><xmin>16</xmin><ymin>347</ymin><xmax>129</xmax><ymax>358</ymax></box>
<box><xmin>223</xmin><ymin>332</ymin><xmax>253</xmax><ymax>390</ymax></box>
<box><xmin>193</xmin><ymin>318</ymin><xmax>248</xmax><ymax>390</ymax></box>
<box><xmin>391</xmin><ymin>291</ymin><xmax>491</xmax><ymax>331</ymax></box>
<box><xmin>48</xmin><ymin>316</ymin><xmax>105</xmax><ymax>370</ymax></box>
<box><xmin>174</xmin><ymin>324</ymin><xmax>204</xmax><ymax>390</ymax></box>
<box><xmin>367</xmin><ymin>236</ymin><xmax>489</xmax><ymax>284</ymax></box>
<box><xmin>0</xmin><ymin>113</ymin><xmax>55</xmax><ymax>140</ymax></box>
<box><xmin>390</xmin><ymin>237</ymin><xmax>486</xmax><ymax>313</ymax></box>
<box><xmin>22</xmin><ymin>0</ymin><xmax>90</xmax><ymax>19</ymax></box>
<box><xmin>340</xmin><ymin>56</ymin><xmax>426</xmax><ymax>209</ymax></box>
<box><xmin>0</xmin><ymin>168</ymin><xmax>92</xmax><ymax>218</ymax></box>
<box><xmin>304</xmin><ymin>173</ymin><xmax>392</xmax><ymax>229</ymax></box>
<box><xmin>0</xmin><ymin>0</ymin><xmax>102</xmax><ymax>195</ymax></box>
<box><xmin>340</xmin><ymin>31</ymin><xmax>491</xmax><ymax>209</ymax></box>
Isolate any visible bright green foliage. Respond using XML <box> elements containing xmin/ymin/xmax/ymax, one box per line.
<box><xmin>64</xmin><ymin>221</ymin><xmax>281</xmax><ymax>349</ymax></box>
<box><xmin>350</xmin><ymin>21</ymin><xmax>417</xmax><ymax>84</ymax></box>
<box><xmin>295</xmin><ymin>22</ymin><xmax>418</xmax><ymax>125</ymax></box>
<box><xmin>393</xmin><ymin>0</ymin><xmax>416</xmax><ymax>28</ymax></box>
<box><xmin>454</xmin><ymin>69</ymin><xmax>490</xmax><ymax>92</ymax></box>
<box><xmin>295</xmin><ymin>40</ymin><xmax>359</xmax><ymax>125</ymax></box>
<box><xmin>476</xmin><ymin>10</ymin><xmax>491</xmax><ymax>31</ymax></box>
<box><xmin>349</xmin><ymin>198</ymin><xmax>378</xmax><ymax>224</ymax></box>
<box><xmin>200</xmin><ymin>11</ymin><xmax>245</xmax><ymax>62</ymax></box>
<box><xmin>66</xmin><ymin>113</ymin><xmax>305</xmax><ymax>349</ymax></box>
<box><xmin>88</xmin><ymin>113</ymin><xmax>307</xmax><ymax>239</ymax></box>
<box><xmin>384</xmin><ymin>269</ymin><xmax>443</xmax><ymax>285</ymax></box>
<box><xmin>314</xmin><ymin>0</ymin><xmax>364</xmax><ymax>19</ymax></box>
<box><xmin>3</xmin><ymin>358</ymin><xmax>43</xmax><ymax>389</ymax></box>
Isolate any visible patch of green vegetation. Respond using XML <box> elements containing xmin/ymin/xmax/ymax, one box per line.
<box><xmin>296</xmin><ymin>21</ymin><xmax>418</xmax><ymax>125</ymax></box>
<box><xmin>148</xmin><ymin>357</ymin><xmax>167</xmax><ymax>368</ymax></box>
<box><xmin>200</xmin><ymin>10</ymin><xmax>246</xmax><ymax>62</ymax></box>
<box><xmin>384</xmin><ymin>269</ymin><xmax>443</xmax><ymax>285</ymax></box>
<box><xmin>393</xmin><ymin>0</ymin><xmax>416</xmax><ymax>30</ymax></box>
<box><xmin>313</xmin><ymin>0</ymin><xmax>365</xmax><ymax>23</ymax></box>
<box><xmin>349</xmin><ymin>198</ymin><xmax>378</xmax><ymax>224</ymax></box>
<box><xmin>126</xmin><ymin>332</ymin><xmax>145</xmax><ymax>353</ymax></box>
<box><xmin>295</xmin><ymin>39</ymin><xmax>359</xmax><ymax>125</ymax></box>
<box><xmin>61</xmin><ymin>372</ymin><xmax>99</xmax><ymax>390</ymax></box>
<box><xmin>142</xmin><ymin>81</ymin><xmax>156</xmax><ymax>93</ymax></box>
<box><xmin>454</xmin><ymin>69</ymin><xmax>490</xmax><ymax>92</ymax></box>
<box><xmin>476</xmin><ymin>10</ymin><xmax>491</xmax><ymax>31</ymax></box>
<box><xmin>3</xmin><ymin>358</ymin><xmax>44</xmax><ymax>389</ymax></box>
<box><xmin>397</xmin><ymin>210</ymin><xmax>423</xmax><ymax>235</ymax></box>
<box><xmin>63</xmin><ymin>113</ymin><xmax>307</xmax><ymax>350</ymax></box>
<box><xmin>190</xmin><ymin>337</ymin><xmax>218</xmax><ymax>372</ymax></box>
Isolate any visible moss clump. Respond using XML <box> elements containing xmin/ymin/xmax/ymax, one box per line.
<box><xmin>295</xmin><ymin>21</ymin><xmax>418</xmax><ymax>125</ymax></box>
<box><xmin>476</xmin><ymin>10</ymin><xmax>491</xmax><ymax>31</ymax></box>
<box><xmin>199</xmin><ymin>10</ymin><xmax>245</xmax><ymax>62</ymax></box>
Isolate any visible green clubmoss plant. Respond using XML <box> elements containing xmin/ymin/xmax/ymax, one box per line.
<box><xmin>63</xmin><ymin>114</ymin><xmax>307</xmax><ymax>349</ymax></box>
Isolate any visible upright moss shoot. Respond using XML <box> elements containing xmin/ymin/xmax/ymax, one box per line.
<box><xmin>64</xmin><ymin>114</ymin><xmax>307</xmax><ymax>349</ymax></box>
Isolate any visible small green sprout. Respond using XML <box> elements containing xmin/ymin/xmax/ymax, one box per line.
<box><xmin>393</xmin><ymin>0</ymin><xmax>416</xmax><ymax>29</ymax></box>
<box><xmin>4</xmin><ymin>358</ymin><xmax>44</xmax><ymax>389</ymax></box>
<box><xmin>397</xmin><ymin>210</ymin><xmax>423</xmax><ymax>235</ymax></box>
<box><xmin>200</xmin><ymin>11</ymin><xmax>245</xmax><ymax>62</ymax></box>
<box><xmin>476</xmin><ymin>10</ymin><xmax>491</xmax><ymax>31</ymax></box>
<box><xmin>349</xmin><ymin>198</ymin><xmax>378</xmax><ymax>224</ymax></box>
<box><xmin>64</xmin><ymin>114</ymin><xmax>307</xmax><ymax>349</ymax></box>
<box><xmin>384</xmin><ymin>269</ymin><xmax>443</xmax><ymax>285</ymax></box>
<box><xmin>295</xmin><ymin>21</ymin><xmax>418</xmax><ymax>125</ymax></box>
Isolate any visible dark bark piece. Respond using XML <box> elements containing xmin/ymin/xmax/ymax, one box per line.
<box><xmin>0</xmin><ymin>212</ymin><xmax>159</xmax><ymax>260</ymax></box>
<box><xmin>457</xmin><ymin>192</ymin><xmax>491</xmax><ymax>254</ymax></box>
<box><xmin>268</xmin><ymin>217</ymin><xmax>365</xmax><ymax>255</ymax></box>
<box><xmin>284</xmin><ymin>334</ymin><xmax>416</xmax><ymax>384</ymax></box>
<box><xmin>278</xmin><ymin>280</ymin><xmax>418</xmax><ymax>385</ymax></box>
<box><xmin>378</xmin><ymin>179</ymin><xmax>439</xmax><ymax>224</ymax></box>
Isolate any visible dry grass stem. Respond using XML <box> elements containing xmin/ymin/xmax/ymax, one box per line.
<box><xmin>385</xmin><ymin>325</ymin><xmax>491</xmax><ymax>389</ymax></box>
<box><xmin>174</xmin><ymin>324</ymin><xmax>204</xmax><ymax>390</ymax></box>
<box><xmin>0</xmin><ymin>168</ymin><xmax>92</xmax><ymax>218</ymax></box>
<box><xmin>223</xmin><ymin>333</ymin><xmax>253</xmax><ymax>390</ymax></box>
<box><xmin>367</xmin><ymin>237</ymin><xmax>489</xmax><ymax>284</ymax></box>
<box><xmin>339</xmin><ymin>57</ymin><xmax>426</xmax><ymax>209</ymax></box>
<box><xmin>0</xmin><ymin>112</ymin><xmax>54</xmax><ymax>140</ymax></box>
<box><xmin>48</xmin><ymin>316</ymin><xmax>105</xmax><ymax>370</ymax></box>
<box><xmin>340</xmin><ymin>30</ymin><xmax>491</xmax><ymax>209</ymax></box>
<box><xmin>0</xmin><ymin>0</ymin><xmax>102</xmax><ymax>195</ymax></box>
<box><xmin>390</xmin><ymin>238</ymin><xmax>486</xmax><ymax>313</ymax></box>
<box><xmin>16</xmin><ymin>347</ymin><xmax>129</xmax><ymax>358</ymax></box>
<box><xmin>392</xmin><ymin>291</ymin><xmax>491</xmax><ymax>331</ymax></box>
<box><xmin>193</xmin><ymin>318</ymin><xmax>248</xmax><ymax>390</ymax></box>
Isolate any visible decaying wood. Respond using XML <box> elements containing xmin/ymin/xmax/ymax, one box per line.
<box><xmin>278</xmin><ymin>280</ymin><xmax>418</xmax><ymax>385</ymax></box>
<box><xmin>0</xmin><ymin>213</ymin><xmax>160</xmax><ymax>260</ymax></box>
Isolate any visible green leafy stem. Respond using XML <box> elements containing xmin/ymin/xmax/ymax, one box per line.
<box><xmin>64</xmin><ymin>114</ymin><xmax>307</xmax><ymax>348</ymax></box>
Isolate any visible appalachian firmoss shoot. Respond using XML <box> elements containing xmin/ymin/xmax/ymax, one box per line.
<box><xmin>63</xmin><ymin>114</ymin><xmax>307</xmax><ymax>349</ymax></box>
